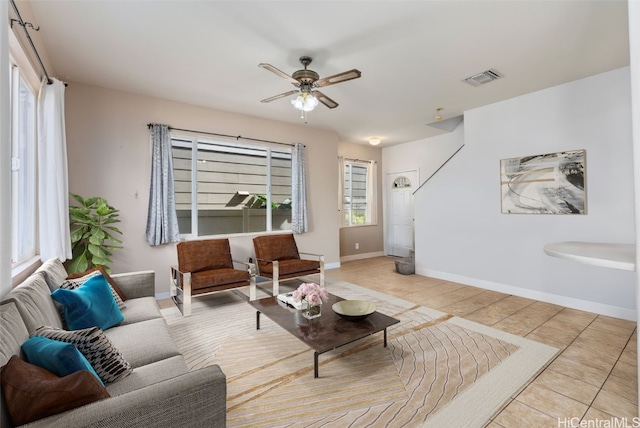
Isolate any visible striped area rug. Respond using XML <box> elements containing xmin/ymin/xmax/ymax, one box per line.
<box><xmin>161</xmin><ymin>280</ymin><xmax>558</xmax><ymax>427</ymax></box>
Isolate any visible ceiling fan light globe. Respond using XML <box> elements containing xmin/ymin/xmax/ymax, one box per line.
<box><xmin>291</xmin><ymin>96</ymin><xmax>305</xmax><ymax>110</ymax></box>
<box><xmin>292</xmin><ymin>93</ymin><xmax>318</xmax><ymax>112</ymax></box>
<box><xmin>304</xmin><ymin>95</ymin><xmax>319</xmax><ymax>111</ymax></box>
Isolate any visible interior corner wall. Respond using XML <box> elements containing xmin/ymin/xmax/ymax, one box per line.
<box><xmin>64</xmin><ymin>83</ymin><xmax>341</xmax><ymax>296</ymax></box>
<box><xmin>415</xmin><ymin>67</ymin><xmax>636</xmax><ymax>319</ymax></box>
<box><xmin>338</xmin><ymin>141</ymin><xmax>384</xmax><ymax>259</ymax></box>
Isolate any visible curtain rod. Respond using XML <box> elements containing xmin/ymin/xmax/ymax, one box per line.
<box><xmin>9</xmin><ymin>0</ymin><xmax>53</xmax><ymax>85</ymax></box>
<box><xmin>341</xmin><ymin>156</ymin><xmax>377</xmax><ymax>164</ymax></box>
<box><xmin>147</xmin><ymin>124</ymin><xmax>302</xmax><ymax>147</ymax></box>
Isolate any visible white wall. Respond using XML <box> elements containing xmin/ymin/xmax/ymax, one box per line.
<box><xmin>383</xmin><ymin>122</ymin><xmax>465</xmax><ymax>187</ymax></box>
<box><xmin>415</xmin><ymin>67</ymin><xmax>636</xmax><ymax>319</ymax></box>
<box><xmin>64</xmin><ymin>83</ymin><xmax>341</xmax><ymax>297</ymax></box>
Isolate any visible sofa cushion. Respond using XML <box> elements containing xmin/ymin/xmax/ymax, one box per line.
<box><xmin>21</xmin><ymin>336</ymin><xmax>103</xmax><ymax>385</ymax></box>
<box><xmin>258</xmin><ymin>259</ymin><xmax>320</xmax><ymax>276</ymax></box>
<box><xmin>104</xmin><ymin>318</ymin><xmax>181</xmax><ymax>368</ymax></box>
<box><xmin>253</xmin><ymin>234</ymin><xmax>301</xmax><ymax>262</ymax></box>
<box><xmin>33</xmin><ymin>325</ymin><xmax>133</xmax><ymax>384</ymax></box>
<box><xmin>119</xmin><ymin>296</ymin><xmax>163</xmax><ymax>325</ymax></box>
<box><xmin>191</xmin><ymin>267</ymin><xmax>250</xmax><ymax>290</ymax></box>
<box><xmin>1</xmin><ymin>355</ymin><xmax>110</xmax><ymax>426</ymax></box>
<box><xmin>52</xmin><ymin>274</ymin><xmax>124</xmax><ymax>331</ymax></box>
<box><xmin>0</xmin><ymin>302</ymin><xmax>29</xmax><ymax>367</ymax></box>
<box><xmin>66</xmin><ymin>266</ymin><xmax>127</xmax><ymax>302</ymax></box>
<box><xmin>177</xmin><ymin>239</ymin><xmax>234</xmax><ymax>272</ymax></box>
<box><xmin>63</xmin><ymin>269</ymin><xmax>126</xmax><ymax>309</ymax></box>
<box><xmin>35</xmin><ymin>258</ymin><xmax>70</xmax><ymax>293</ymax></box>
<box><xmin>4</xmin><ymin>273</ymin><xmax>65</xmax><ymax>332</ymax></box>
<box><xmin>105</xmin><ymin>355</ymin><xmax>188</xmax><ymax>397</ymax></box>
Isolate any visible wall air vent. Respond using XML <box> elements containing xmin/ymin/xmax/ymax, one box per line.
<box><xmin>463</xmin><ymin>69</ymin><xmax>503</xmax><ymax>87</ymax></box>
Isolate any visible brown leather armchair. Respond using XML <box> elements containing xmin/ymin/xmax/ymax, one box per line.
<box><xmin>252</xmin><ymin>234</ymin><xmax>324</xmax><ymax>296</ymax></box>
<box><xmin>171</xmin><ymin>238</ymin><xmax>256</xmax><ymax>316</ymax></box>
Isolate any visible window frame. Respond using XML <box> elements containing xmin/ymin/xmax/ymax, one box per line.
<box><xmin>342</xmin><ymin>159</ymin><xmax>376</xmax><ymax>227</ymax></box>
<box><xmin>171</xmin><ymin>133</ymin><xmax>293</xmax><ymax>238</ymax></box>
<box><xmin>9</xmin><ymin>53</ymin><xmax>38</xmax><ymax>270</ymax></box>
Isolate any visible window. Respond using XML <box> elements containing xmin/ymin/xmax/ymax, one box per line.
<box><xmin>10</xmin><ymin>62</ymin><xmax>37</xmax><ymax>267</ymax></box>
<box><xmin>342</xmin><ymin>159</ymin><xmax>377</xmax><ymax>226</ymax></box>
<box><xmin>172</xmin><ymin>136</ymin><xmax>292</xmax><ymax>236</ymax></box>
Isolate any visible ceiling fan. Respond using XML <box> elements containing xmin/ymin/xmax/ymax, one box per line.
<box><xmin>259</xmin><ymin>56</ymin><xmax>361</xmax><ymax>115</ymax></box>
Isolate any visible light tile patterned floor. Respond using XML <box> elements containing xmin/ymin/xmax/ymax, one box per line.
<box><xmin>159</xmin><ymin>255</ymin><xmax>637</xmax><ymax>427</ymax></box>
<box><xmin>327</xmin><ymin>257</ymin><xmax>638</xmax><ymax>427</ymax></box>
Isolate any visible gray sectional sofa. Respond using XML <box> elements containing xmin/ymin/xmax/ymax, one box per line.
<box><xmin>0</xmin><ymin>258</ymin><xmax>227</xmax><ymax>427</ymax></box>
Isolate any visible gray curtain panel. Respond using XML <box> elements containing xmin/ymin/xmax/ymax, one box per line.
<box><xmin>145</xmin><ymin>124</ymin><xmax>180</xmax><ymax>246</ymax></box>
<box><xmin>291</xmin><ymin>143</ymin><xmax>308</xmax><ymax>234</ymax></box>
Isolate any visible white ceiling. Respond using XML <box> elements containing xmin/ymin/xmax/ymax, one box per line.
<box><xmin>23</xmin><ymin>0</ymin><xmax>630</xmax><ymax>146</ymax></box>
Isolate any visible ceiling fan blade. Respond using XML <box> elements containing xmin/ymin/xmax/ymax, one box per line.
<box><xmin>314</xmin><ymin>91</ymin><xmax>339</xmax><ymax>109</ymax></box>
<box><xmin>258</xmin><ymin>63</ymin><xmax>299</xmax><ymax>84</ymax></box>
<box><xmin>315</xmin><ymin>69</ymin><xmax>361</xmax><ymax>88</ymax></box>
<box><xmin>260</xmin><ymin>90</ymin><xmax>299</xmax><ymax>103</ymax></box>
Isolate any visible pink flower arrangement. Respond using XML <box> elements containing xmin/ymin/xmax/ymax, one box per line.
<box><xmin>292</xmin><ymin>282</ymin><xmax>329</xmax><ymax>307</ymax></box>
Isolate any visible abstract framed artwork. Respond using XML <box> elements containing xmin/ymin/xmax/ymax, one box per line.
<box><xmin>500</xmin><ymin>149</ymin><xmax>586</xmax><ymax>214</ymax></box>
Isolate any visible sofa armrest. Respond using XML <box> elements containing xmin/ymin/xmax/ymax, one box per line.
<box><xmin>110</xmin><ymin>271</ymin><xmax>155</xmax><ymax>299</ymax></box>
<box><xmin>23</xmin><ymin>366</ymin><xmax>226</xmax><ymax>428</ymax></box>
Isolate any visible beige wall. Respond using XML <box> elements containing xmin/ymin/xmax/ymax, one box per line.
<box><xmin>65</xmin><ymin>83</ymin><xmax>340</xmax><ymax>296</ymax></box>
<box><xmin>337</xmin><ymin>141</ymin><xmax>384</xmax><ymax>259</ymax></box>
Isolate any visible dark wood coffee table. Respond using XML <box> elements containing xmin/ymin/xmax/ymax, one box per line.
<box><xmin>248</xmin><ymin>293</ymin><xmax>400</xmax><ymax>378</ymax></box>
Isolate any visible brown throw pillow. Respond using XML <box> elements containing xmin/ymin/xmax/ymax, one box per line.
<box><xmin>66</xmin><ymin>266</ymin><xmax>127</xmax><ymax>302</ymax></box>
<box><xmin>1</xmin><ymin>355</ymin><xmax>110</xmax><ymax>426</ymax></box>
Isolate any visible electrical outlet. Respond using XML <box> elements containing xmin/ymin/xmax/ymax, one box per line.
<box><xmin>355</xmin><ymin>243</ymin><xmax>359</xmax><ymax>250</ymax></box>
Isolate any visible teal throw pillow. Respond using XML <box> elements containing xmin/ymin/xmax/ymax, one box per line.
<box><xmin>21</xmin><ymin>336</ymin><xmax>103</xmax><ymax>386</ymax></box>
<box><xmin>51</xmin><ymin>273</ymin><xmax>124</xmax><ymax>331</ymax></box>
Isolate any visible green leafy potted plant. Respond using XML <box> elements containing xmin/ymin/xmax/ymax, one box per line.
<box><xmin>67</xmin><ymin>193</ymin><xmax>123</xmax><ymax>274</ymax></box>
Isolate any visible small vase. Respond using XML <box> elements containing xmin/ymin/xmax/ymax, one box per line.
<box><xmin>301</xmin><ymin>302</ymin><xmax>322</xmax><ymax>319</ymax></box>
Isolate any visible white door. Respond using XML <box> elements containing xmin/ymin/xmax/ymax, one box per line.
<box><xmin>385</xmin><ymin>170</ymin><xmax>417</xmax><ymax>257</ymax></box>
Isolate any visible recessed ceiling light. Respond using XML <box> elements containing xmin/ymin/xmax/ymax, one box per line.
<box><xmin>369</xmin><ymin>138</ymin><xmax>381</xmax><ymax>146</ymax></box>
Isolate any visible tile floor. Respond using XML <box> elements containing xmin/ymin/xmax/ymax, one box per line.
<box><xmin>159</xmin><ymin>256</ymin><xmax>637</xmax><ymax>427</ymax></box>
<box><xmin>326</xmin><ymin>257</ymin><xmax>638</xmax><ymax>427</ymax></box>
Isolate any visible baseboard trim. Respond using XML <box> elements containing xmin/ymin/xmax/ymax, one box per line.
<box><xmin>417</xmin><ymin>267</ymin><xmax>637</xmax><ymax>321</ymax></box>
<box><xmin>340</xmin><ymin>251</ymin><xmax>385</xmax><ymax>263</ymax></box>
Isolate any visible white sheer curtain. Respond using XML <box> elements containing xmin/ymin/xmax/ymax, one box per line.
<box><xmin>145</xmin><ymin>124</ymin><xmax>180</xmax><ymax>246</ymax></box>
<box><xmin>366</xmin><ymin>160</ymin><xmax>378</xmax><ymax>225</ymax></box>
<box><xmin>338</xmin><ymin>156</ymin><xmax>345</xmax><ymax>227</ymax></box>
<box><xmin>37</xmin><ymin>77</ymin><xmax>72</xmax><ymax>261</ymax></box>
<box><xmin>291</xmin><ymin>143</ymin><xmax>308</xmax><ymax>233</ymax></box>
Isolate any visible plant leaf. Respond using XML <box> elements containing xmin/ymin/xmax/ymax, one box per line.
<box><xmin>89</xmin><ymin>234</ymin><xmax>104</xmax><ymax>246</ymax></box>
<box><xmin>88</xmin><ymin>244</ymin><xmax>107</xmax><ymax>259</ymax></box>
<box><xmin>67</xmin><ymin>251</ymin><xmax>88</xmax><ymax>274</ymax></box>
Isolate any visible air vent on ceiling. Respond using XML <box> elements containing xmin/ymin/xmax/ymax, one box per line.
<box><xmin>463</xmin><ymin>69</ymin><xmax>503</xmax><ymax>87</ymax></box>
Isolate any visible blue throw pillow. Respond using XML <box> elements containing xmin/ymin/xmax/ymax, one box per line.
<box><xmin>21</xmin><ymin>336</ymin><xmax>103</xmax><ymax>386</ymax></box>
<box><xmin>52</xmin><ymin>273</ymin><xmax>124</xmax><ymax>330</ymax></box>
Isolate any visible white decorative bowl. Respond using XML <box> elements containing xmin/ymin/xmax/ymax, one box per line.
<box><xmin>332</xmin><ymin>300</ymin><xmax>377</xmax><ymax>321</ymax></box>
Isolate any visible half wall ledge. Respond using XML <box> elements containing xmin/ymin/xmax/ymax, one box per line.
<box><xmin>543</xmin><ymin>241</ymin><xmax>636</xmax><ymax>272</ymax></box>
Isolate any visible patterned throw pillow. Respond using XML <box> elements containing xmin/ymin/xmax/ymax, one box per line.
<box><xmin>33</xmin><ymin>325</ymin><xmax>133</xmax><ymax>384</ymax></box>
<box><xmin>62</xmin><ymin>270</ymin><xmax>126</xmax><ymax>310</ymax></box>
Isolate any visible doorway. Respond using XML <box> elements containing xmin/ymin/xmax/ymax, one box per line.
<box><xmin>385</xmin><ymin>170</ymin><xmax>417</xmax><ymax>257</ymax></box>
